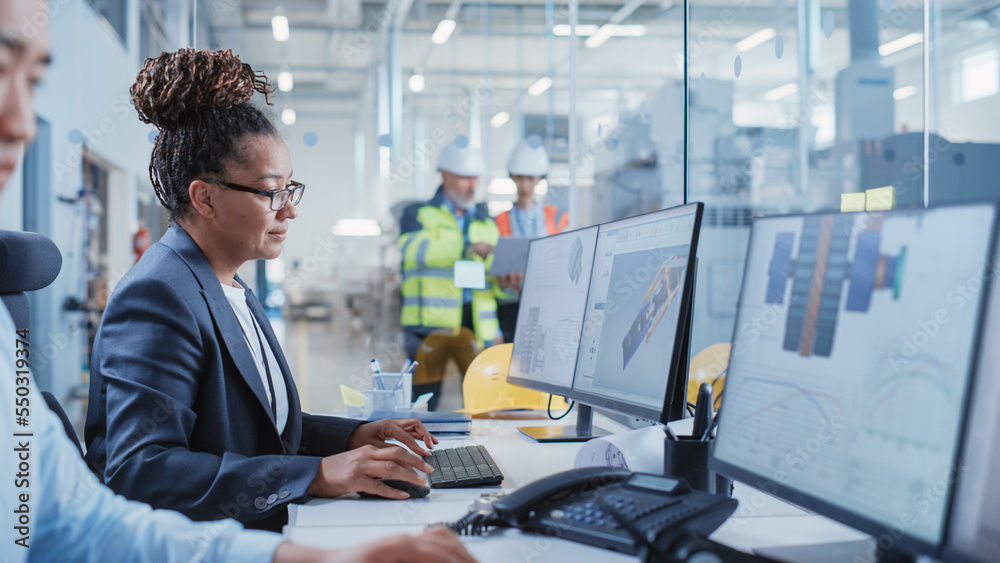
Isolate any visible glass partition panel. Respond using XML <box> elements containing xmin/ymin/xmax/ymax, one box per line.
<box><xmin>686</xmin><ymin>0</ymin><xmax>924</xmax><ymax>352</ymax></box>
<box><xmin>396</xmin><ymin>3</ymin><xmax>571</xmax><ymax>219</ymax></box>
<box><xmin>565</xmin><ymin>1</ymin><xmax>687</xmax><ymax>229</ymax></box>
<box><xmin>927</xmin><ymin>0</ymin><xmax>1000</xmax><ymax>204</ymax></box>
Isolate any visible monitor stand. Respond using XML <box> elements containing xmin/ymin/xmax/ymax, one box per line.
<box><xmin>755</xmin><ymin>539</ymin><xmax>918</xmax><ymax>563</ymax></box>
<box><xmin>517</xmin><ymin>404</ymin><xmax>609</xmax><ymax>443</ymax></box>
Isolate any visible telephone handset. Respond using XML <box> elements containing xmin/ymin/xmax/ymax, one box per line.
<box><xmin>446</xmin><ymin>466</ymin><xmax>741</xmax><ymax>559</ymax></box>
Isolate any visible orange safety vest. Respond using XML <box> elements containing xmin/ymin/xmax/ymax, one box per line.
<box><xmin>496</xmin><ymin>204</ymin><xmax>569</xmax><ymax>237</ymax></box>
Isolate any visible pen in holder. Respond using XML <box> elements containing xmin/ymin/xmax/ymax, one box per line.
<box><xmin>664</xmin><ymin>383</ymin><xmax>732</xmax><ymax>496</ymax></box>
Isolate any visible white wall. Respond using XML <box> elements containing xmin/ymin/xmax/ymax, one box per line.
<box><xmin>25</xmin><ymin>0</ymin><xmax>153</xmax><ymax>402</ymax></box>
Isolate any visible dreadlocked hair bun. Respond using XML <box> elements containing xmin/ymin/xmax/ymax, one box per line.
<box><xmin>131</xmin><ymin>48</ymin><xmax>274</xmax><ymax>130</ymax></box>
<box><xmin>132</xmin><ymin>48</ymin><xmax>279</xmax><ymax>221</ymax></box>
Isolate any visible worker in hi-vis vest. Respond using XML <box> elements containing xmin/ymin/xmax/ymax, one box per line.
<box><xmin>398</xmin><ymin>135</ymin><xmax>517</xmax><ymax>410</ymax></box>
<box><xmin>493</xmin><ymin>136</ymin><xmax>569</xmax><ymax>342</ymax></box>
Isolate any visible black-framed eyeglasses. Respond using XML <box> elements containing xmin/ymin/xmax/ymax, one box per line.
<box><xmin>203</xmin><ymin>179</ymin><xmax>306</xmax><ymax>211</ymax></box>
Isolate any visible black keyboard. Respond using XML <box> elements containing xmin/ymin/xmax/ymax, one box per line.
<box><xmin>427</xmin><ymin>445</ymin><xmax>504</xmax><ymax>488</ymax></box>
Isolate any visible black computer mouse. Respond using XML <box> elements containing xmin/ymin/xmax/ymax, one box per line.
<box><xmin>359</xmin><ymin>479</ymin><xmax>431</xmax><ymax>499</ymax></box>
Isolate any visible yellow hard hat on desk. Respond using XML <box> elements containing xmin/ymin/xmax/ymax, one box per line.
<box><xmin>459</xmin><ymin>343</ymin><xmax>569</xmax><ymax>415</ymax></box>
<box><xmin>687</xmin><ymin>343</ymin><xmax>729</xmax><ymax>409</ymax></box>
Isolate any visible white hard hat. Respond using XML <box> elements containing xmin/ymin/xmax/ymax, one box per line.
<box><xmin>437</xmin><ymin>135</ymin><xmax>487</xmax><ymax>177</ymax></box>
<box><xmin>507</xmin><ymin>136</ymin><xmax>550</xmax><ymax>177</ymax></box>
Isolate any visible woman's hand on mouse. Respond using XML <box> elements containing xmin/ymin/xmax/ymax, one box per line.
<box><xmin>307</xmin><ymin>445</ymin><xmax>433</xmax><ymax>500</ymax></box>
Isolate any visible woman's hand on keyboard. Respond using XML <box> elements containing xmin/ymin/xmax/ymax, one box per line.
<box><xmin>307</xmin><ymin>445</ymin><xmax>435</xmax><ymax>500</ymax></box>
<box><xmin>346</xmin><ymin>418</ymin><xmax>438</xmax><ymax>455</ymax></box>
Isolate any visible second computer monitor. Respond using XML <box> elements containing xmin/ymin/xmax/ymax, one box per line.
<box><xmin>507</xmin><ymin>226</ymin><xmax>600</xmax><ymax>396</ymax></box>
<box><xmin>571</xmin><ymin>202</ymin><xmax>703</xmax><ymax>423</ymax></box>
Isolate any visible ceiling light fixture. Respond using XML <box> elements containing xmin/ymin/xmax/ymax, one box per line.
<box><xmin>879</xmin><ymin>32</ymin><xmax>923</xmax><ymax>56</ymax></box>
<box><xmin>587</xmin><ymin>0</ymin><xmax>647</xmax><ymax>48</ymax></box>
<box><xmin>432</xmin><ymin>19</ymin><xmax>457</xmax><ymax>45</ymax></box>
<box><xmin>271</xmin><ymin>12</ymin><xmax>290</xmax><ymax>42</ymax></box>
<box><xmin>278</xmin><ymin>70</ymin><xmax>293</xmax><ymax>92</ymax></box>
<box><xmin>332</xmin><ymin>219</ymin><xmax>382</xmax><ymax>237</ymax></box>
<box><xmin>553</xmin><ymin>24</ymin><xmax>600</xmax><ymax>36</ymax></box>
<box><xmin>488</xmin><ymin>178</ymin><xmax>517</xmax><ymax>195</ymax></box>
<box><xmin>281</xmin><ymin>108</ymin><xmax>296</xmax><ymax>125</ymax></box>
<box><xmin>607</xmin><ymin>25</ymin><xmax>646</xmax><ymax>37</ymax></box>
<box><xmin>735</xmin><ymin>28</ymin><xmax>776</xmax><ymax>52</ymax></box>
<box><xmin>490</xmin><ymin>111</ymin><xmax>510</xmax><ymax>128</ymax></box>
<box><xmin>553</xmin><ymin>24</ymin><xmax>645</xmax><ymax>37</ymax></box>
<box><xmin>409</xmin><ymin>72</ymin><xmax>425</xmax><ymax>92</ymax></box>
<box><xmin>764</xmin><ymin>83</ymin><xmax>799</xmax><ymax>101</ymax></box>
<box><xmin>893</xmin><ymin>85</ymin><xmax>917</xmax><ymax>100</ymax></box>
<box><xmin>528</xmin><ymin>76</ymin><xmax>553</xmax><ymax>96</ymax></box>
<box><xmin>585</xmin><ymin>24</ymin><xmax>616</xmax><ymax>48</ymax></box>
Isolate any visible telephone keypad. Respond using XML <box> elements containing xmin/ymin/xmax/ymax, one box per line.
<box><xmin>529</xmin><ymin>480</ymin><xmax>736</xmax><ymax>555</ymax></box>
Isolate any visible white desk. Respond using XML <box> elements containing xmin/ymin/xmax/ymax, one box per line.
<box><xmin>284</xmin><ymin>413</ymin><xmax>868</xmax><ymax>561</ymax></box>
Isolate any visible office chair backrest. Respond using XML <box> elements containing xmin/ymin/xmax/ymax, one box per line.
<box><xmin>42</xmin><ymin>391</ymin><xmax>84</xmax><ymax>456</ymax></box>
<box><xmin>0</xmin><ymin>232</ymin><xmax>79</xmax><ymax>455</ymax></box>
<box><xmin>0</xmin><ymin>230</ymin><xmax>63</xmax><ymax>330</ymax></box>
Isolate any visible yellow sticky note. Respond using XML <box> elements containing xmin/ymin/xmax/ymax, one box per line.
<box><xmin>841</xmin><ymin>192</ymin><xmax>866</xmax><ymax>213</ymax></box>
<box><xmin>865</xmin><ymin>186</ymin><xmax>895</xmax><ymax>211</ymax></box>
<box><xmin>340</xmin><ymin>384</ymin><xmax>364</xmax><ymax>406</ymax></box>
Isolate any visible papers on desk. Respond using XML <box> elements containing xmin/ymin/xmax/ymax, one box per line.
<box><xmin>574</xmin><ymin>425</ymin><xmax>665</xmax><ymax>473</ymax></box>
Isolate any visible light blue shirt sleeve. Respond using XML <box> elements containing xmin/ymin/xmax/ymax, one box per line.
<box><xmin>0</xmin><ymin>309</ymin><xmax>283</xmax><ymax>563</ymax></box>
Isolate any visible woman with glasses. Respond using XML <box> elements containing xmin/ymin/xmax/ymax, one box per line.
<box><xmin>84</xmin><ymin>48</ymin><xmax>440</xmax><ymax>533</ymax></box>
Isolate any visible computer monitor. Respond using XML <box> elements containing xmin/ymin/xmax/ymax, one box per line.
<box><xmin>942</xmin><ymin>225</ymin><xmax>1000</xmax><ymax>563</ymax></box>
<box><xmin>508</xmin><ymin>226</ymin><xmax>599</xmax><ymax>395</ymax></box>
<box><xmin>710</xmin><ymin>203</ymin><xmax>998</xmax><ymax>561</ymax></box>
<box><xmin>506</xmin><ymin>226</ymin><xmax>604</xmax><ymax>442</ymax></box>
<box><xmin>571</xmin><ymin>202</ymin><xmax>703</xmax><ymax>424</ymax></box>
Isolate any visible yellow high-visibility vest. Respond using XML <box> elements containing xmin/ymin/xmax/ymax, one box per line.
<box><xmin>398</xmin><ymin>188</ymin><xmax>501</xmax><ymax>344</ymax></box>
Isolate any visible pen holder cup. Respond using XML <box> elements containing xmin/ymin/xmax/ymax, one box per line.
<box><xmin>369</xmin><ymin>373</ymin><xmax>412</xmax><ymax>410</ymax></box>
<box><xmin>663</xmin><ymin>436</ymin><xmax>733</xmax><ymax>497</ymax></box>
<box><xmin>363</xmin><ymin>389</ymin><xmax>401</xmax><ymax>418</ymax></box>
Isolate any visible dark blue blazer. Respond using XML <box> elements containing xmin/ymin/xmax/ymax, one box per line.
<box><xmin>84</xmin><ymin>225</ymin><xmax>362</xmax><ymax>531</ymax></box>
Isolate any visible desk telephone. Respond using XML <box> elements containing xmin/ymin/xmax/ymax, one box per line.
<box><xmin>444</xmin><ymin>466</ymin><xmax>769</xmax><ymax>562</ymax></box>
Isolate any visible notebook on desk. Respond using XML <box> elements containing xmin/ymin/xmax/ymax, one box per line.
<box><xmin>367</xmin><ymin>410</ymin><xmax>473</xmax><ymax>433</ymax></box>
